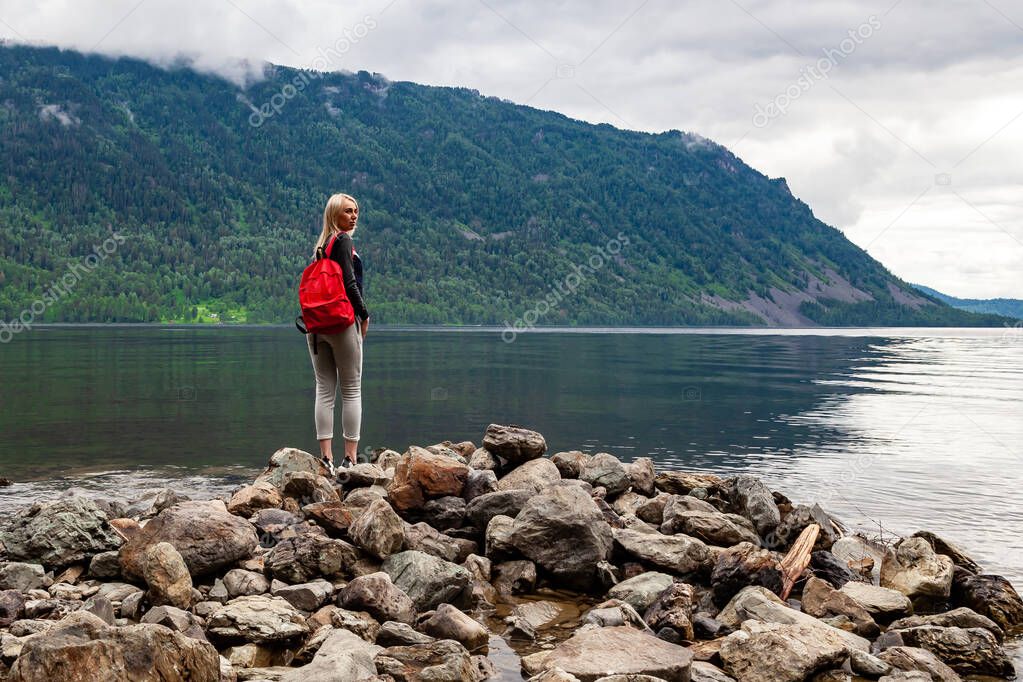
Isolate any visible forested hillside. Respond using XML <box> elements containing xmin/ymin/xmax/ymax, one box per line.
<box><xmin>0</xmin><ymin>44</ymin><xmax>1009</xmax><ymax>326</ymax></box>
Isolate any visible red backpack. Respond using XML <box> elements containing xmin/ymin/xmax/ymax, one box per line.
<box><xmin>296</xmin><ymin>235</ymin><xmax>355</xmax><ymax>350</ymax></box>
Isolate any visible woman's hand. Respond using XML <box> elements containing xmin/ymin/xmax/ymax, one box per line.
<box><xmin>360</xmin><ymin>317</ymin><xmax>369</xmax><ymax>339</ymax></box>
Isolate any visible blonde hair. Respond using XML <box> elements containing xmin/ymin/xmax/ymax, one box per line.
<box><xmin>313</xmin><ymin>192</ymin><xmax>358</xmax><ymax>257</ymax></box>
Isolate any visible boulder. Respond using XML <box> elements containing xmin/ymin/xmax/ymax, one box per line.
<box><xmin>801</xmin><ymin>576</ymin><xmax>879</xmax><ymax>638</ymax></box>
<box><xmin>613</xmin><ymin>528</ymin><xmax>714</xmax><ymax>578</ymax></box>
<box><xmin>875</xmin><ymin>646</ymin><xmax>961</xmax><ymax>682</ymax></box>
<box><xmin>223</xmin><ymin>569</ymin><xmax>270</xmax><ymax>598</ymax></box>
<box><xmin>485</xmin><ymin>515</ymin><xmax>518</xmax><ymax>560</ymax></box>
<box><xmin>0</xmin><ymin>498</ymin><xmax>123</xmax><ymax>568</ymax></box>
<box><xmin>9</xmin><ymin>611</ymin><xmax>219</xmax><ymax>681</ymax></box>
<box><xmin>772</xmin><ymin>504</ymin><xmax>841</xmax><ymax>551</ymax></box>
<box><xmin>119</xmin><ymin>500</ymin><xmax>258</xmax><ymax>580</ymax></box>
<box><xmin>662</xmin><ymin>509</ymin><xmax>759</xmax><ymax>548</ymax></box>
<box><xmin>401</xmin><ymin>521</ymin><xmax>459</xmax><ymax>562</ymax></box>
<box><xmin>809</xmin><ymin>550</ymin><xmax>858</xmax><ymax>589</ymax></box>
<box><xmin>348</xmin><ymin>498</ymin><xmax>405</xmax><ymax>560</ymax></box>
<box><xmin>894</xmin><ymin>624</ymin><xmax>1014</xmax><ymax>678</ymax></box>
<box><xmin>718</xmin><ymin>586</ymin><xmax>869</xmax><ymax>652</ymax></box>
<box><xmin>279</xmin><ymin>471</ymin><xmax>340</xmax><ymax>506</ymax></box>
<box><xmin>338</xmin><ymin>572</ymin><xmax>416</xmax><ymax>624</ymax></box>
<box><xmin>498</xmin><ymin>458</ymin><xmax>563</xmax><ymax>494</ymax></box>
<box><xmin>418</xmin><ymin>496</ymin><xmax>466</xmax><ymax>529</ymax></box>
<box><xmin>463</xmin><ymin>469</ymin><xmax>499</xmax><ymax>501</ymax></box>
<box><xmin>0</xmin><ymin>590</ymin><xmax>26</xmax><ymax>628</ymax></box>
<box><xmin>911</xmin><ymin>531</ymin><xmax>981</xmax><ymax>573</ymax></box>
<box><xmin>623</xmin><ymin>457</ymin><xmax>656</xmax><ymax>496</ymax></box>
<box><xmin>280</xmin><ymin>628</ymin><xmax>381</xmax><ymax>682</ymax></box>
<box><xmin>375</xmin><ymin>639</ymin><xmax>483</xmax><ymax>682</ymax></box>
<box><xmin>505</xmin><ymin>600</ymin><xmax>563</xmax><ymax>639</ymax></box>
<box><xmin>377</xmin><ymin>620</ymin><xmax>436</xmax><ymax>647</ymax></box>
<box><xmin>420</xmin><ymin>603</ymin><xmax>489</xmax><ymax>651</ymax></box>
<box><xmin>482</xmin><ymin>424</ymin><xmax>547</xmax><ymax>465</ymax></box>
<box><xmin>382</xmin><ymin>550</ymin><xmax>470</xmax><ymax>611</ymax></box>
<box><xmin>227</xmin><ymin>482</ymin><xmax>283</xmax><ymax>517</ymax></box>
<box><xmin>579</xmin><ymin>453</ymin><xmax>630</xmax><ymax>496</ymax></box>
<box><xmin>301</xmin><ymin>501</ymin><xmax>354</xmax><ymax>534</ymax></box>
<box><xmin>551</xmin><ymin>450</ymin><xmax>591</xmax><ymax>479</ymax></box>
<box><xmin>263</xmin><ymin>533</ymin><xmax>359</xmax><ymax>583</ymax></box>
<box><xmin>951</xmin><ymin>571</ymin><xmax>1023</xmax><ymax>631</ymax></box>
<box><xmin>466</xmin><ymin>489</ymin><xmax>534</xmax><ymax>530</ymax></box>
<box><xmin>889</xmin><ymin>607</ymin><xmax>1003</xmax><ymax>641</ymax></box>
<box><xmin>508</xmin><ymin>485</ymin><xmax>614</xmax><ymax>589</ymax></box>
<box><xmin>142</xmin><ymin>541</ymin><xmax>194</xmax><ymax>609</ymax></box>
<box><xmin>0</xmin><ymin>563</ymin><xmax>49</xmax><ymax>592</ymax></box>
<box><xmin>521</xmin><ymin>625</ymin><xmax>693</xmax><ymax>681</ymax></box>
<box><xmin>87</xmin><ymin>551</ymin><xmax>121</xmax><ymax>579</ymax></box>
<box><xmin>607</xmin><ymin>572</ymin><xmax>676</xmax><ymax>614</ymax></box>
<box><xmin>730</xmin><ymin>475</ymin><xmax>780</xmax><ymax>538</ymax></box>
<box><xmin>339</xmin><ymin>462</ymin><xmax>391</xmax><ymax>488</ymax></box>
<box><xmin>831</xmin><ymin>536</ymin><xmax>884</xmax><ymax>581</ymax></box>
<box><xmin>655</xmin><ymin>471</ymin><xmax>727</xmax><ymax>497</ymax></box>
<box><xmin>691</xmin><ymin>661</ymin><xmax>737</xmax><ymax>682</ymax></box>
<box><xmin>880</xmin><ymin>537</ymin><xmax>954</xmax><ymax>602</ymax></box>
<box><xmin>468</xmin><ymin>447</ymin><xmax>499</xmax><ymax>471</ymax></box>
<box><xmin>710</xmin><ymin>542</ymin><xmax>782</xmax><ymax>607</ymax></box>
<box><xmin>388</xmin><ymin>446</ymin><xmax>470</xmax><ymax>511</ymax></box>
<box><xmin>719</xmin><ymin>621</ymin><xmax>847</xmax><ymax>682</ymax></box>
<box><xmin>206</xmin><ymin>595</ymin><xmax>309</xmax><ymax>644</ymax></box>
<box><xmin>254</xmin><ymin>447</ymin><xmax>323</xmax><ymax>489</ymax></box>
<box><xmin>642</xmin><ymin>581</ymin><xmax>696</xmax><ymax>640</ymax></box>
<box><xmin>839</xmin><ymin>581</ymin><xmax>913</xmax><ymax>622</ymax></box>
<box><xmin>271</xmin><ymin>579</ymin><xmax>332</xmax><ymax>612</ymax></box>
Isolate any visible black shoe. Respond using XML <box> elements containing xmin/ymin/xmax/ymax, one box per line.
<box><xmin>320</xmin><ymin>456</ymin><xmax>336</xmax><ymax>477</ymax></box>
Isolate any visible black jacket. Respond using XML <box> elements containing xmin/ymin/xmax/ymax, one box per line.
<box><xmin>327</xmin><ymin>232</ymin><xmax>369</xmax><ymax>321</ymax></box>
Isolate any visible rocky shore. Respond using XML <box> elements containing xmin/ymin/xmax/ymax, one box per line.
<box><xmin>0</xmin><ymin>423</ymin><xmax>1020</xmax><ymax>682</ymax></box>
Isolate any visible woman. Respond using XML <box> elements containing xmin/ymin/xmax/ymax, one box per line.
<box><xmin>308</xmin><ymin>192</ymin><xmax>370</xmax><ymax>473</ymax></box>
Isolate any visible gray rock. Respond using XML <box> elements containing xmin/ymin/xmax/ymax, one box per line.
<box><xmin>607</xmin><ymin>571</ymin><xmax>675</xmax><ymax>614</ymax></box>
<box><xmin>375</xmin><ymin>638</ymin><xmax>483</xmax><ymax>682</ymax></box>
<box><xmin>254</xmin><ymin>447</ymin><xmax>324</xmax><ymax>489</ymax></box>
<box><xmin>0</xmin><ymin>590</ymin><xmax>26</xmax><ymax>628</ymax></box>
<box><xmin>263</xmin><ymin>533</ymin><xmax>359</xmax><ymax>584</ymax></box>
<box><xmin>623</xmin><ymin>457</ymin><xmax>656</xmax><ymax>496</ymax></box>
<box><xmin>119</xmin><ymin>500</ymin><xmax>258</xmax><ymax>580</ymax></box>
<box><xmin>889</xmin><ymin>606</ymin><xmax>1003</xmax><ymax>641</ymax></box>
<box><xmin>420</xmin><ymin>603</ymin><xmax>489</xmax><ymax>651</ymax></box>
<box><xmin>551</xmin><ymin>450</ymin><xmax>591</xmax><ymax>479</ymax></box>
<box><xmin>849</xmin><ymin>649</ymin><xmax>893</xmax><ymax>677</ymax></box>
<box><xmin>912</xmin><ymin>530</ymin><xmax>981</xmax><ymax>573</ymax></box>
<box><xmin>613</xmin><ymin>527</ymin><xmax>714</xmax><ymax>578</ymax></box>
<box><xmin>87</xmin><ymin>551</ymin><xmax>121</xmax><ymax>579</ymax></box>
<box><xmin>719</xmin><ymin>620</ymin><xmax>847</xmax><ymax>682</ymax></box>
<box><xmin>0</xmin><ymin>498</ymin><xmax>123</xmax><ymax>569</ymax></box>
<box><xmin>466</xmin><ymin>489</ymin><xmax>534</xmax><ymax>530</ymax></box>
<box><xmin>0</xmin><ymin>563</ymin><xmax>49</xmax><ymax>592</ymax></box>
<box><xmin>463</xmin><ymin>468</ymin><xmax>499</xmax><ymax>501</ymax></box>
<box><xmin>493</xmin><ymin>559</ymin><xmax>537</xmax><ymax>596</ymax></box>
<box><xmin>505</xmin><ymin>600</ymin><xmax>563</xmax><ymax>639</ymax></box>
<box><xmin>280</xmin><ymin>627</ymin><xmax>381</xmax><ymax>681</ymax></box>
<box><xmin>801</xmin><ymin>576</ymin><xmax>879</xmax><ymax>637</ymax></box>
<box><xmin>143</xmin><ymin>541</ymin><xmax>194</xmax><ymax>609</ymax></box>
<box><xmin>381</xmin><ymin>550</ymin><xmax>470</xmax><ymax>611</ymax></box>
<box><xmin>482</xmin><ymin>423</ymin><xmax>547</xmax><ymax>465</ymax></box>
<box><xmin>467</xmin><ymin>447</ymin><xmax>499</xmax><ymax>471</ymax></box>
<box><xmin>223</xmin><ymin>569</ymin><xmax>270</xmax><ymax>598</ymax></box>
<box><xmin>730</xmin><ymin>475</ymin><xmax>780</xmax><ymax>537</ymax></box>
<box><xmin>497</xmin><ymin>458</ymin><xmax>563</xmax><ymax>494</ymax></box>
<box><xmin>521</xmin><ymin>625</ymin><xmax>693</xmax><ymax>681</ymax></box>
<box><xmin>839</xmin><ymin>581</ymin><xmax>913</xmax><ymax>621</ymax></box>
<box><xmin>348</xmin><ymin>498</ymin><xmax>405</xmax><ymax>560</ymax></box>
<box><xmin>691</xmin><ymin>661</ymin><xmax>736</xmax><ymax>682</ymax></box>
<box><xmin>951</xmin><ymin>571</ymin><xmax>1023</xmax><ymax>631</ymax></box>
<box><xmin>642</xmin><ymin>581</ymin><xmax>696</xmax><ymax>640</ymax></box>
<box><xmin>227</xmin><ymin>482</ymin><xmax>283</xmax><ymax>518</ymax></box>
<box><xmin>876</xmin><ymin>646</ymin><xmax>961</xmax><ymax>682</ymax></box>
<box><xmin>509</xmin><ymin>485</ymin><xmax>614</xmax><ymax>589</ymax></box>
<box><xmin>271</xmin><ymin>579</ymin><xmax>332</xmax><ymax>612</ymax></box>
<box><xmin>9</xmin><ymin>610</ymin><xmax>219</xmax><ymax>681</ymax></box>
<box><xmin>206</xmin><ymin>595</ymin><xmax>309</xmax><ymax>644</ymax></box>
<box><xmin>662</xmin><ymin>507</ymin><xmax>759</xmax><ymax>548</ymax></box>
<box><xmin>402</xmin><ymin>521</ymin><xmax>459</xmax><ymax>562</ymax></box>
<box><xmin>419</xmin><ymin>496</ymin><xmax>467</xmax><ymax>529</ymax></box>
<box><xmin>376</xmin><ymin>620</ymin><xmax>436</xmax><ymax>647</ymax></box>
<box><xmin>717</xmin><ymin>585</ymin><xmax>869</xmax><ymax>652</ymax></box>
<box><xmin>880</xmin><ymin>537</ymin><xmax>954</xmax><ymax>602</ymax></box>
<box><xmin>338</xmin><ymin>571</ymin><xmax>416</xmax><ymax>624</ymax></box>
<box><xmin>579</xmin><ymin>452</ymin><xmax>630</xmax><ymax>496</ymax></box>
<box><xmin>485</xmin><ymin>514</ymin><xmax>518</xmax><ymax>560</ymax></box>
<box><xmin>81</xmin><ymin>596</ymin><xmax>116</xmax><ymax>625</ymax></box>
<box><xmin>895</xmin><ymin>624</ymin><xmax>1014</xmax><ymax>677</ymax></box>
<box><xmin>772</xmin><ymin>504</ymin><xmax>841</xmax><ymax>551</ymax></box>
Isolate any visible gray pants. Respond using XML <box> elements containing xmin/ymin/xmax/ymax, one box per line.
<box><xmin>307</xmin><ymin>323</ymin><xmax>363</xmax><ymax>441</ymax></box>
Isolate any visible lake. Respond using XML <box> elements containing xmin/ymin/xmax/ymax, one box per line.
<box><xmin>1</xmin><ymin>325</ymin><xmax>1021</xmax><ymax>586</ymax></box>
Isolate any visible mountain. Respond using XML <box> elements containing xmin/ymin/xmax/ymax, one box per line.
<box><xmin>911</xmin><ymin>285</ymin><xmax>1023</xmax><ymax>321</ymax></box>
<box><xmin>0</xmin><ymin>44</ymin><xmax>1012</xmax><ymax>327</ymax></box>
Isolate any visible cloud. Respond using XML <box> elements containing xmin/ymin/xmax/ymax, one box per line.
<box><xmin>2</xmin><ymin>0</ymin><xmax>1020</xmax><ymax>297</ymax></box>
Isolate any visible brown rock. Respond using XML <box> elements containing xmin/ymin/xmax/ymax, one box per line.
<box><xmin>482</xmin><ymin>423</ymin><xmax>548</xmax><ymax>465</ymax></box>
<box><xmin>801</xmin><ymin>576</ymin><xmax>879</xmax><ymax>637</ymax></box>
<box><xmin>142</xmin><ymin>541</ymin><xmax>194</xmax><ymax>609</ymax></box>
<box><xmin>710</xmin><ymin>542</ymin><xmax>783</xmax><ymax>607</ymax></box>
<box><xmin>227</xmin><ymin>482</ymin><xmax>283</xmax><ymax>517</ymax></box>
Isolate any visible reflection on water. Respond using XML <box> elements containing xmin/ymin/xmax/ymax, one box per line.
<box><xmin>0</xmin><ymin>326</ymin><xmax>1021</xmax><ymax>585</ymax></box>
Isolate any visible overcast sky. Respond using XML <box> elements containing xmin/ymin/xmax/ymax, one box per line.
<box><xmin>3</xmin><ymin>0</ymin><xmax>1021</xmax><ymax>298</ymax></box>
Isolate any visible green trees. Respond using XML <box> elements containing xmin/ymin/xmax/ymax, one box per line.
<box><xmin>0</xmin><ymin>45</ymin><xmax>1010</xmax><ymax>327</ymax></box>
